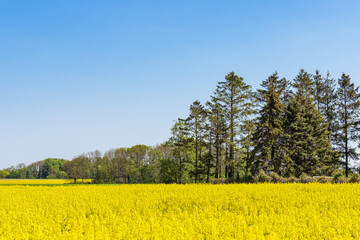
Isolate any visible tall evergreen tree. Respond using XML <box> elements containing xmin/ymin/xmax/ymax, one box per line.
<box><xmin>238</xmin><ymin>91</ymin><xmax>258</xmax><ymax>176</ymax></box>
<box><xmin>313</xmin><ymin>70</ymin><xmax>325</xmax><ymax>111</ymax></box>
<box><xmin>284</xmin><ymin>70</ymin><xmax>337</xmax><ymax>176</ymax></box>
<box><xmin>312</xmin><ymin>71</ymin><xmax>338</xmax><ymax>143</ymax></box>
<box><xmin>201</xmin><ymin>107</ymin><xmax>214</xmax><ymax>183</ymax></box>
<box><xmin>252</xmin><ymin>72</ymin><xmax>287</xmax><ymax>175</ymax></box>
<box><xmin>187</xmin><ymin>100</ymin><xmax>206</xmax><ymax>183</ymax></box>
<box><xmin>292</xmin><ymin>69</ymin><xmax>314</xmax><ymax>98</ymax></box>
<box><xmin>333</xmin><ymin>73</ymin><xmax>360</xmax><ymax>177</ymax></box>
<box><xmin>206</xmin><ymin>99</ymin><xmax>226</xmax><ymax>179</ymax></box>
<box><xmin>213</xmin><ymin>72</ymin><xmax>253</xmax><ymax>180</ymax></box>
<box><xmin>320</xmin><ymin>71</ymin><xmax>338</xmax><ymax>142</ymax></box>
<box><xmin>168</xmin><ymin>119</ymin><xmax>193</xmax><ymax>183</ymax></box>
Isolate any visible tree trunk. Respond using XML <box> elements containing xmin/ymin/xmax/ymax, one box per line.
<box><xmin>215</xmin><ymin>136</ymin><xmax>219</xmax><ymax>178</ymax></box>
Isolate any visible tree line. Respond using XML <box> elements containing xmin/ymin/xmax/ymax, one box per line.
<box><xmin>1</xmin><ymin>69</ymin><xmax>360</xmax><ymax>183</ymax></box>
<box><xmin>0</xmin><ymin>158</ymin><xmax>67</xmax><ymax>179</ymax></box>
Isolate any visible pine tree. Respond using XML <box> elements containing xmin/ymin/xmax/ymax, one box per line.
<box><xmin>186</xmin><ymin>100</ymin><xmax>206</xmax><ymax>183</ymax></box>
<box><xmin>238</xmin><ymin>90</ymin><xmax>257</xmax><ymax>176</ymax></box>
<box><xmin>206</xmin><ymin>99</ymin><xmax>226</xmax><ymax>179</ymax></box>
<box><xmin>168</xmin><ymin>119</ymin><xmax>193</xmax><ymax>183</ymax></box>
<box><xmin>320</xmin><ymin>71</ymin><xmax>337</xmax><ymax>142</ymax></box>
<box><xmin>313</xmin><ymin>70</ymin><xmax>325</xmax><ymax>111</ymax></box>
<box><xmin>333</xmin><ymin>73</ymin><xmax>360</xmax><ymax>177</ymax></box>
<box><xmin>213</xmin><ymin>72</ymin><xmax>253</xmax><ymax>180</ymax></box>
<box><xmin>201</xmin><ymin>107</ymin><xmax>214</xmax><ymax>183</ymax></box>
<box><xmin>292</xmin><ymin>69</ymin><xmax>314</xmax><ymax>98</ymax></box>
<box><xmin>252</xmin><ymin>72</ymin><xmax>287</xmax><ymax>175</ymax></box>
<box><xmin>312</xmin><ymin>71</ymin><xmax>338</xmax><ymax>144</ymax></box>
<box><xmin>284</xmin><ymin>69</ymin><xmax>337</xmax><ymax>177</ymax></box>
<box><xmin>280</xmin><ymin>76</ymin><xmax>291</xmax><ymax>104</ymax></box>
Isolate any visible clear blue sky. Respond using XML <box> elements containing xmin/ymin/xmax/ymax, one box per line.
<box><xmin>0</xmin><ymin>0</ymin><xmax>359</xmax><ymax>168</ymax></box>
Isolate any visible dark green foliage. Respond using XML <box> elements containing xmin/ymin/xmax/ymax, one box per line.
<box><xmin>4</xmin><ymin>159</ymin><xmax>67</xmax><ymax>179</ymax></box>
<box><xmin>238</xmin><ymin>174</ymin><xmax>256</xmax><ymax>183</ymax></box>
<box><xmin>0</xmin><ymin>170</ymin><xmax>9</xmax><ymax>178</ymax></box>
<box><xmin>92</xmin><ymin>155</ymin><xmax>112</xmax><ymax>183</ymax></box>
<box><xmin>319</xmin><ymin>71</ymin><xmax>338</xmax><ymax>140</ymax></box>
<box><xmin>213</xmin><ymin>72</ymin><xmax>254</xmax><ymax>180</ymax></box>
<box><xmin>313</xmin><ymin>70</ymin><xmax>325</xmax><ymax>111</ymax></box>
<box><xmin>63</xmin><ymin>155</ymin><xmax>91</xmax><ymax>183</ymax></box>
<box><xmin>168</xmin><ymin>119</ymin><xmax>194</xmax><ymax>183</ymax></box>
<box><xmin>159</xmin><ymin>158</ymin><xmax>177</xmax><ymax>183</ymax></box>
<box><xmin>286</xmin><ymin>176</ymin><xmax>300</xmax><ymax>183</ymax></box>
<box><xmin>91</xmin><ymin>145</ymin><xmax>162</xmax><ymax>184</ymax></box>
<box><xmin>257</xmin><ymin>170</ymin><xmax>271</xmax><ymax>183</ymax></box>
<box><xmin>2</xmin><ymin>69</ymin><xmax>359</xmax><ymax>184</ymax></box>
<box><xmin>210</xmin><ymin>178</ymin><xmax>226</xmax><ymax>184</ymax></box>
<box><xmin>127</xmin><ymin>145</ymin><xmax>150</xmax><ymax>183</ymax></box>
<box><xmin>332</xmin><ymin>173</ymin><xmax>346</xmax><ymax>183</ymax></box>
<box><xmin>349</xmin><ymin>173</ymin><xmax>360</xmax><ymax>183</ymax></box>
<box><xmin>299</xmin><ymin>173</ymin><xmax>315</xmax><ymax>183</ymax></box>
<box><xmin>206</xmin><ymin>99</ymin><xmax>226</xmax><ymax>179</ymax></box>
<box><xmin>252</xmin><ymin>72</ymin><xmax>287</xmax><ymax>175</ymax></box>
<box><xmin>283</xmin><ymin>70</ymin><xmax>338</xmax><ymax>177</ymax></box>
<box><xmin>186</xmin><ymin>100</ymin><xmax>207</xmax><ymax>183</ymax></box>
<box><xmin>269</xmin><ymin>171</ymin><xmax>284</xmax><ymax>183</ymax></box>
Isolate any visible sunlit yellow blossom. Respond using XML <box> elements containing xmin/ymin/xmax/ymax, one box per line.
<box><xmin>0</xmin><ymin>183</ymin><xmax>359</xmax><ymax>239</ymax></box>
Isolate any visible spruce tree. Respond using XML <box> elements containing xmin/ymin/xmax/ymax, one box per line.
<box><xmin>313</xmin><ymin>70</ymin><xmax>325</xmax><ymax>111</ymax></box>
<box><xmin>284</xmin><ymin>70</ymin><xmax>336</xmax><ymax>176</ymax></box>
<box><xmin>320</xmin><ymin>71</ymin><xmax>338</xmax><ymax>142</ymax></box>
<box><xmin>252</xmin><ymin>72</ymin><xmax>287</xmax><ymax>175</ymax></box>
<box><xmin>201</xmin><ymin>106</ymin><xmax>214</xmax><ymax>183</ymax></box>
<box><xmin>312</xmin><ymin>71</ymin><xmax>338</xmax><ymax>144</ymax></box>
<box><xmin>333</xmin><ymin>73</ymin><xmax>360</xmax><ymax>177</ymax></box>
<box><xmin>238</xmin><ymin>91</ymin><xmax>257</xmax><ymax>176</ymax></box>
<box><xmin>168</xmin><ymin>119</ymin><xmax>193</xmax><ymax>183</ymax></box>
<box><xmin>206</xmin><ymin>99</ymin><xmax>226</xmax><ymax>179</ymax></box>
<box><xmin>187</xmin><ymin>100</ymin><xmax>206</xmax><ymax>183</ymax></box>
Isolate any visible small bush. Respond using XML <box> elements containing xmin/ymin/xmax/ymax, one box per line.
<box><xmin>285</xmin><ymin>176</ymin><xmax>300</xmax><ymax>183</ymax></box>
<box><xmin>299</xmin><ymin>173</ymin><xmax>315</xmax><ymax>183</ymax></box>
<box><xmin>316</xmin><ymin>176</ymin><xmax>332</xmax><ymax>183</ymax></box>
<box><xmin>333</xmin><ymin>173</ymin><xmax>346</xmax><ymax>183</ymax></box>
<box><xmin>239</xmin><ymin>175</ymin><xmax>255</xmax><ymax>183</ymax></box>
<box><xmin>211</xmin><ymin>178</ymin><xmax>226</xmax><ymax>184</ymax></box>
<box><xmin>331</xmin><ymin>169</ymin><xmax>345</xmax><ymax>177</ymax></box>
<box><xmin>333</xmin><ymin>177</ymin><xmax>347</xmax><ymax>183</ymax></box>
<box><xmin>269</xmin><ymin>172</ymin><xmax>285</xmax><ymax>183</ymax></box>
<box><xmin>349</xmin><ymin>173</ymin><xmax>360</xmax><ymax>183</ymax></box>
<box><xmin>258</xmin><ymin>170</ymin><xmax>271</xmax><ymax>183</ymax></box>
<box><xmin>225</xmin><ymin>178</ymin><xmax>236</xmax><ymax>184</ymax></box>
<box><xmin>251</xmin><ymin>175</ymin><xmax>259</xmax><ymax>183</ymax></box>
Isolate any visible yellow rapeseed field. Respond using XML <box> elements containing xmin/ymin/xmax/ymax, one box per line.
<box><xmin>0</xmin><ymin>183</ymin><xmax>359</xmax><ymax>239</ymax></box>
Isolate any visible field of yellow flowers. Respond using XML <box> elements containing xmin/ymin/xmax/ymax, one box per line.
<box><xmin>0</xmin><ymin>183</ymin><xmax>359</xmax><ymax>239</ymax></box>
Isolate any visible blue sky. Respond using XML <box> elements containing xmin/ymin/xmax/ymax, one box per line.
<box><xmin>0</xmin><ymin>0</ymin><xmax>359</xmax><ymax>168</ymax></box>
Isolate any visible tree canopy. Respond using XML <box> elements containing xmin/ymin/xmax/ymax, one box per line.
<box><xmin>2</xmin><ymin>69</ymin><xmax>360</xmax><ymax>183</ymax></box>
